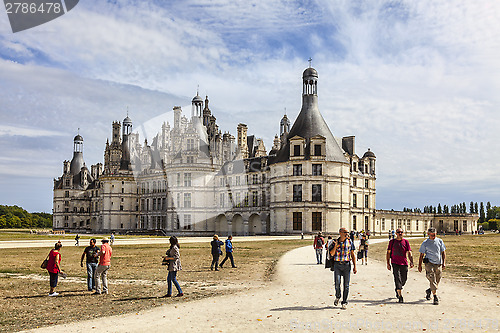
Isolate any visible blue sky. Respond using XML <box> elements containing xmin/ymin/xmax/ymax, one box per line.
<box><xmin>1</xmin><ymin>0</ymin><xmax>499</xmax><ymax>213</ymax></box>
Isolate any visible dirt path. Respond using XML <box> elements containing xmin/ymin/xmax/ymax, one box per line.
<box><xmin>24</xmin><ymin>239</ymin><xmax>500</xmax><ymax>332</ymax></box>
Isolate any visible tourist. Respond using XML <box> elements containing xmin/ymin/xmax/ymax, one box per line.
<box><xmin>324</xmin><ymin>236</ymin><xmax>334</xmax><ymax>269</ymax></box>
<box><xmin>350</xmin><ymin>230</ymin><xmax>355</xmax><ymax>243</ymax></box>
<box><xmin>110</xmin><ymin>232</ymin><xmax>115</xmax><ymax>245</ymax></box>
<box><xmin>46</xmin><ymin>241</ymin><xmax>65</xmax><ymax>296</ymax></box>
<box><xmin>75</xmin><ymin>234</ymin><xmax>80</xmax><ymax>246</ymax></box>
<box><xmin>418</xmin><ymin>227</ymin><xmax>446</xmax><ymax>305</ymax></box>
<box><xmin>391</xmin><ymin>229</ymin><xmax>396</xmax><ymax>239</ymax></box>
<box><xmin>210</xmin><ymin>235</ymin><xmax>223</xmax><ymax>271</ymax></box>
<box><xmin>359</xmin><ymin>234</ymin><xmax>369</xmax><ymax>265</ymax></box>
<box><xmin>164</xmin><ymin>236</ymin><xmax>183</xmax><ymax>297</ymax></box>
<box><xmin>94</xmin><ymin>237</ymin><xmax>113</xmax><ymax>295</ymax></box>
<box><xmin>313</xmin><ymin>232</ymin><xmax>325</xmax><ymax>264</ymax></box>
<box><xmin>220</xmin><ymin>235</ymin><xmax>237</xmax><ymax>268</ymax></box>
<box><xmin>330</xmin><ymin>228</ymin><xmax>357</xmax><ymax>309</ymax></box>
<box><xmin>386</xmin><ymin>228</ymin><xmax>414</xmax><ymax>303</ymax></box>
<box><xmin>80</xmin><ymin>238</ymin><xmax>99</xmax><ymax>291</ymax></box>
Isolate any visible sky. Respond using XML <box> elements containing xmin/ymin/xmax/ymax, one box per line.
<box><xmin>0</xmin><ymin>0</ymin><xmax>499</xmax><ymax>213</ymax></box>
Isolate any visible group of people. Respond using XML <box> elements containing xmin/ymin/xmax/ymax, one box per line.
<box><xmin>318</xmin><ymin>227</ymin><xmax>446</xmax><ymax>309</ymax></box>
<box><xmin>210</xmin><ymin>235</ymin><xmax>237</xmax><ymax>270</ymax></box>
<box><xmin>44</xmin><ymin>233</ymin><xmax>239</xmax><ymax>298</ymax></box>
<box><xmin>45</xmin><ymin>237</ymin><xmax>113</xmax><ymax>296</ymax></box>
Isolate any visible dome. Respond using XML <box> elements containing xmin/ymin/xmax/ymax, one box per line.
<box><xmin>74</xmin><ymin>134</ymin><xmax>83</xmax><ymax>142</ymax></box>
<box><xmin>303</xmin><ymin>67</ymin><xmax>318</xmax><ymax>78</ymax></box>
<box><xmin>192</xmin><ymin>94</ymin><xmax>203</xmax><ymax>103</ymax></box>
<box><xmin>123</xmin><ymin>116</ymin><xmax>132</xmax><ymax>125</ymax></box>
<box><xmin>363</xmin><ymin>148</ymin><xmax>376</xmax><ymax>159</ymax></box>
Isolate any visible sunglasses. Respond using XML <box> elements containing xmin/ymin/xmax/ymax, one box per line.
<box><xmin>396</xmin><ymin>231</ymin><xmax>403</xmax><ymax>234</ymax></box>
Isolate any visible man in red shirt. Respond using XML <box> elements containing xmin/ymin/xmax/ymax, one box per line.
<box><xmin>313</xmin><ymin>232</ymin><xmax>325</xmax><ymax>264</ymax></box>
<box><xmin>94</xmin><ymin>237</ymin><xmax>113</xmax><ymax>295</ymax></box>
<box><xmin>386</xmin><ymin>228</ymin><xmax>414</xmax><ymax>303</ymax></box>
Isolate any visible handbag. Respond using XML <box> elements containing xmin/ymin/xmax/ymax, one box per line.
<box><xmin>40</xmin><ymin>253</ymin><xmax>49</xmax><ymax>269</ymax></box>
<box><xmin>357</xmin><ymin>251</ymin><xmax>363</xmax><ymax>260</ymax></box>
<box><xmin>324</xmin><ymin>257</ymin><xmax>332</xmax><ymax>269</ymax></box>
<box><xmin>162</xmin><ymin>257</ymin><xmax>169</xmax><ymax>266</ymax></box>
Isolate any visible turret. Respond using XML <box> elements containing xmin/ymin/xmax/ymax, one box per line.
<box><xmin>70</xmin><ymin>133</ymin><xmax>85</xmax><ymax>175</ymax></box>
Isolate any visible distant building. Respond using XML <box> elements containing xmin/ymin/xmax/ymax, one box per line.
<box><xmin>53</xmin><ymin>67</ymin><xmax>477</xmax><ymax>235</ymax></box>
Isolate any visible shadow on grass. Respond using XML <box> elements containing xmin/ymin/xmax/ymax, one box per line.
<box><xmin>113</xmin><ymin>295</ymin><xmax>172</xmax><ymax>302</ymax></box>
<box><xmin>4</xmin><ymin>290</ymin><xmax>90</xmax><ymax>299</ymax></box>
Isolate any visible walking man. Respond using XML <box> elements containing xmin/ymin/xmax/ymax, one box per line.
<box><xmin>418</xmin><ymin>227</ymin><xmax>446</xmax><ymax>305</ymax></box>
<box><xmin>386</xmin><ymin>228</ymin><xmax>414</xmax><ymax>303</ymax></box>
<box><xmin>74</xmin><ymin>234</ymin><xmax>80</xmax><ymax>246</ymax></box>
<box><xmin>80</xmin><ymin>238</ymin><xmax>99</xmax><ymax>291</ymax></box>
<box><xmin>220</xmin><ymin>235</ymin><xmax>237</xmax><ymax>268</ymax></box>
<box><xmin>330</xmin><ymin>228</ymin><xmax>357</xmax><ymax>309</ymax></box>
<box><xmin>313</xmin><ymin>232</ymin><xmax>325</xmax><ymax>264</ymax></box>
<box><xmin>94</xmin><ymin>237</ymin><xmax>112</xmax><ymax>295</ymax></box>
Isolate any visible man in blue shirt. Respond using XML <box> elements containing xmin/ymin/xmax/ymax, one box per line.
<box><xmin>418</xmin><ymin>227</ymin><xmax>446</xmax><ymax>305</ymax></box>
<box><xmin>220</xmin><ymin>235</ymin><xmax>237</xmax><ymax>268</ymax></box>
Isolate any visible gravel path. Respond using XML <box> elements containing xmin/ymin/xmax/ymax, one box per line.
<box><xmin>24</xmin><ymin>238</ymin><xmax>500</xmax><ymax>332</ymax></box>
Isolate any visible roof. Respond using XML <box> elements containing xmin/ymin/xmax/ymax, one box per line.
<box><xmin>274</xmin><ymin>94</ymin><xmax>348</xmax><ymax>164</ymax></box>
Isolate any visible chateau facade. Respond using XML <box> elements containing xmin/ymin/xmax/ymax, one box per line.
<box><xmin>53</xmin><ymin>67</ymin><xmax>477</xmax><ymax>235</ymax></box>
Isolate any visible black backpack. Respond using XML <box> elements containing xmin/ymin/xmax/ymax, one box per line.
<box><xmin>316</xmin><ymin>237</ymin><xmax>323</xmax><ymax>248</ymax></box>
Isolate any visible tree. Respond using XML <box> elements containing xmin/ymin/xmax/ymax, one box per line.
<box><xmin>480</xmin><ymin>202</ymin><xmax>485</xmax><ymax>223</ymax></box>
<box><xmin>443</xmin><ymin>205</ymin><xmax>449</xmax><ymax>214</ymax></box>
<box><xmin>475</xmin><ymin>202</ymin><xmax>479</xmax><ymax>214</ymax></box>
<box><xmin>437</xmin><ymin>204</ymin><xmax>442</xmax><ymax>214</ymax></box>
<box><xmin>470</xmin><ymin>201</ymin><xmax>474</xmax><ymax>214</ymax></box>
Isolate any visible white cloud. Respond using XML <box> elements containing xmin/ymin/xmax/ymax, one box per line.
<box><xmin>0</xmin><ymin>125</ymin><xmax>65</xmax><ymax>137</ymax></box>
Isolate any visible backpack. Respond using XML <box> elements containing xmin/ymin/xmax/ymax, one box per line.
<box><xmin>316</xmin><ymin>237</ymin><xmax>323</xmax><ymax>248</ymax></box>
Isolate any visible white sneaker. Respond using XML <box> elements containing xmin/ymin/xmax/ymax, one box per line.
<box><xmin>334</xmin><ymin>298</ymin><xmax>340</xmax><ymax>306</ymax></box>
<box><xmin>341</xmin><ymin>303</ymin><xmax>347</xmax><ymax>310</ymax></box>
<box><xmin>48</xmin><ymin>292</ymin><xmax>59</xmax><ymax>297</ymax></box>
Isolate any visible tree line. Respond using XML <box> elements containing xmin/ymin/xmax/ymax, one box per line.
<box><xmin>0</xmin><ymin>205</ymin><xmax>52</xmax><ymax>229</ymax></box>
<box><xmin>403</xmin><ymin>201</ymin><xmax>500</xmax><ymax>230</ymax></box>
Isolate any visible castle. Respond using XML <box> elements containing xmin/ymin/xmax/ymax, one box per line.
<box><xmin>53</xmin><ymin>67</ymin><xmax>477</xmax><ymax>235</ymax></box>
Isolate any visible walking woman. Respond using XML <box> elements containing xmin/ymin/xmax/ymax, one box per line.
<box><xmin>46</xmin><ymin>241</ymin><xmax>65</xmax><ymax>296</ymax></box>
<box><xmin>360</xmin><ymin>234</ymin><xmax>369</xmax><ymax>265</ymax></box>
<box><xmin>210</xmin><ymin>235</ymin><xmax>223</xmax><ymax>271</ymax></box>
<box><xmin>164</xmin><ymin>236</ymin><xmax>183</xmax><ymax>297</ymax></box>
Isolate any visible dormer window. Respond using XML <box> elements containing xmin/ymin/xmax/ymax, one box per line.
<box><xmin>294</xmin><ymin>145</ymin><xmax>301</xmax><ymax>156</ymax></box>
<box><xmin>314</xmin><ymin>144</ymin><xmax>321</xmax><ymax>156</ymax></box>
<box><xmin>310</xmin><ymin>135</ymin><xmax>325</xmax><ymax>159</ymax></box>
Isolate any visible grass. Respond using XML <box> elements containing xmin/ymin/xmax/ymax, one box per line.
<box><xmin>0</xmin><ymin>239</ymin><xmax>310</xmax><ymax>332</ymax></box>
<box><xmin>368</xmin><ymin>233</ymin><xmax>500</xmax><ymax>291</ymax></box>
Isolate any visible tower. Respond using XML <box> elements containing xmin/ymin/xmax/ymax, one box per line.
<box><xmin>121</xmin><ymin>115</ymin><xmax>133</xmax><ymax>171</ymax></box>
<box><xmin>192</xmin><ymin>92</ymin><xmax>203</xmax><ymax>118</ymax></box>
<box><xmin>70</xmin><ymin>133</ymin><xmax>84</xmax><ymax>175</ymax></box>
<box><xmin>237</xmin><ymin>123</ymin><xmax>249</xmax><ymax>159</ymax></box>
<box><xmin>279</xmin><ymin>114</ymin><xmax>290</xmax><ymax>148</ymax></box>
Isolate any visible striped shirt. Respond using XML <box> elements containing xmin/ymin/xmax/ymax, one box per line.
<box><xmin>333</xmin><ymin>238</ymin><xmax>355</xmax><ymax>262</ymax></box>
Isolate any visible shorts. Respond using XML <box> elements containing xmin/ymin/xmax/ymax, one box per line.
<box><xmin>49</xmin><ymin>272</ymin><xmax>58</xmax><ymax>288</ymax></box>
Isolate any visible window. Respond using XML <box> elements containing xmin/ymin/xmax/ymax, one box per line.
<box><xmin>153</xmin><ymin>198</ymin><xmax>157</xmax><ymax>210</ymax></box>
<box><xmin>391</xmin><ymin>219</ymin><xmax>395</xmax><ymax>230</ymax></box>
<box><xmin>353</xmin><ymin>162</ymin><xmax>357</xmax><ymax>172</ymax></box>
<box><xmin>353</xmin><ymin>194</ymin><xmax>357</xmax><ymax>207</ymax></box>
<box><xmin>454</xmin><ymin>220</ymin><xmax>459</xmax><ymax>230</ymax></box>
<box><xmin>235</xmin><ymin>193</ymin><xmax>241</xmax><ymax>207</ymax></box>
<box><xmin>220</xmin><ymin>193</ymin><xmax>225</xmax><ymax>207</ymax></box>
<box><xmin>293</xmin><ymin>164</ymin><xmax>302</xmax><ymax>176</ymax></box>
<box><xmin>252</xmin><ymin>191</ymin><xmax>258</xmax><ymax>207</ymax></box>
<box><xmin>353</xmin><ymin>178</ymin><xmax>357</xmax><ymax>187</ymax></box>
<box><xmin>236</xmin><ymin>176</ymin><xmax>240</xmax><ymax>186</ymax></box>
<box><xmin>252</xmin><ymin>174</ymin><xmax>258</xmax><ymax>184</ymax></box>
<box><xmin>120</xmin><ymin>205</ymin><xmax>124</xmax><ymax>211</ymax></box>
<box><xmin>416</xmin><ymin>220</ymin><xmax>419</xmax><ymax>231</ymax></box>
<box><xmin>364</xmin><ymin>195</ymin><xmax>369</xmax><ymax>208</ymax></box>
<box><xmin>293</xmin><ymin>185</ymin><xmax>302</xmax><ymax>202</ymax></box>
<box><xmin>365</xmin><ymin>164</ymin><xmax>368</xmax><ymax>173</ymax></box>
<box><xmin>406</xmin><ymin>220</ymin><xmax>411</xmax><ymax>230</ymax></box>
<box><xmin>183</xmin><ymin>214</ymin><xmax>192</xmax><ymax>230</ymax></box>
<box><xmin>312</xmin><ymin>184</ymin><xmax>322</xmax><ymax>202</ymax></box>
<box><xmin>176</xmin><ymin>173</ymin><xmax>181</xmax><ymax>187</ymax></box>
<box><xmin>65</xmin><ymin>179</ymin><xmax>70</xmax><ymax>186</ymax></box>
<box><xmin>262</xmin><ymin>191</ymin><xmax>266</xmax><ymax>206</ymax></box>
<box><xmin>365</xmin><ymin>216</ymin><xmax>369</xmax><ymax>230</ymax></box>
<box><xmin>312</xmin><ymin>212</ymin><xmax>322</xmax><ymax>231</ymax></box>
<box><xmin>293</xmin><ymin>212</ymin><xmax>302</xmax><ymax>230</ymax></box>
<box><xmin>184</xmin><ymin>173</ymin><xmax>192</xmax><ymax>187</ymax></box>
<box><xmin>244</xmin><ymin>193</ymin><xmax>249</xmax><ymax>207</ymax></box>
<box><xmin>463</xmin><ymin>220</ymin><xmax>467</xmax><ymax>232</ymax></box>
<box><xmin>381</xmin><ymin>218</ymin><xmax>385</xmax><ymax>230</ymax></box>
<box><xmin>64</xmin><ymin>201</ymin><xmax>69</xmax><ymax>206</ymax></box>
<box><xmin>365</xmin><ymin>179</ymin><xmax>369</xmax><ymax>188</ymax></box>
<box><xmin>187</xmin><ymin>139</ymin><xmax>195</xmax><ymax>151</ymax></box>
<box><xmin>187</xmin><ymin>156</ymin><xmax>194</xmax><ymax>164</ymax></box>
<box><xmin>65</xmin><ymin>191</ymin><xmax>69</xmax><ymax>198</ymax></box>
<box><xmin>229</xmin><ymin>193</ymin><xmax>233</xmax><ymax>207</ymax></box>
<box><xmin>314</xmin><ymin>144</ymin><xmax>322</xmax><ymax>156</ymax></box>
<box><xmin>353</xmin><ymin>215</ymin><xmax>357</xmax><ymax>230</ymax></box>
<box><xmin>162</xmin><ymin>198</ymin><xmax>166</xmax><ymax>210</ymax></box>
<box><xmin>184</xmin><ymin>193</ymin><xmax>191</xmax><ymax>208</ymax></box>
<box><xmin>294</xmin><ymin>144</ymin><xmax>301</xmax><ymax>156</ymax></box>
<box><xmin>397</xmin><ymin>219</ymin><xmax>402</xmax><ymax>228</ymax></box>
<box><xmin>312</xmin><ymin>164</ymin><xmax>322</xmax><ymax>176</ymax></box>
